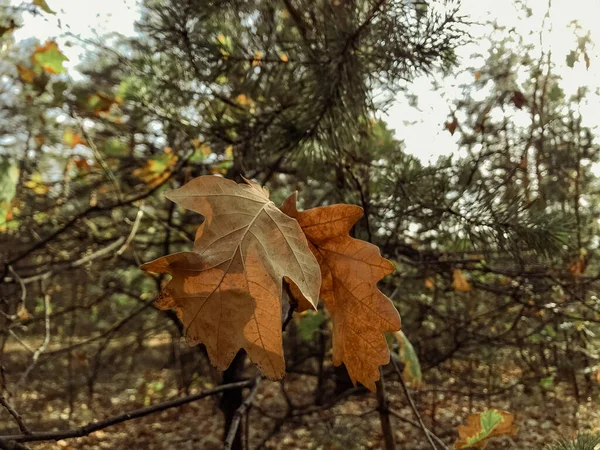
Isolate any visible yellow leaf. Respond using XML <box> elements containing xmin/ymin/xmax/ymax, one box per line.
<box><xmin>63</xmin><ymin>129</ymin><xmax>86</xmax><ymax>149</ymax></box>
<box><xmin>224</xmin><ymin>145</ymin><xmax>233</xmax><ymax>159</ymax></box>
<box><xmin>452</xmin><ymin>269</ymin><xmax>472</xmax><ymax>292</ymax></box>
<box><xmin>252</xmin><ymin>50</ymin><xmax>263</xmax><ymax>67</ymax></box>
<box><xmin>32</xmin><ymin>41</ymin><xmax>68</xmax><ymax>74</ymax></box>
<box><xmin>25</xmin><ymin>173</ymin><xmax>49</xmax><ymax>195</ymax></box>
<box><xmin>16</xmin><ymin>65</ymin><xmax>35</xmax><ymax>83</ymax></box>
<box><xmin>33</xmin><ymin>0</ymin><xmax>55</xmax><ymax>14</ymax></box>
<box><xmin>279</xmin><ymin>52</ymin><xmax>289</xmax><ymax>63</ymax></box>
<box><xmin>235</xmin><ymin>94</ymin><xmax>250</xmax><ymax>106</ymax></box>
<box><xmin>424</xmin><ymin>277</ymin><xmax>435</xmax><ymax>289</ymax></box>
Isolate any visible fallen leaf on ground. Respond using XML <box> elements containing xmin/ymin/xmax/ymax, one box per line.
<box><xmin>454</xmin><ymin>409</ymin><xmax>517</xmax><ymax>449</ymax></box>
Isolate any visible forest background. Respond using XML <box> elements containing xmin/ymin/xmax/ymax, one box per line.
<box><xmin>1</xmin><ymin>0</ymin><xmax>600</xmax><ymax>449</ymax></box>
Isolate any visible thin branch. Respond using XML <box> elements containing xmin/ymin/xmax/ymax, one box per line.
<box><xmin>16</xmin><ymin>294</ymin><xmax>50</xmax><ymax>388</ymax></box>
<box><xmin>0</xmin><ymin>380</ymin><xmax>253</xmax><ymax>443</ymax></box>
<box><xmin>0</xmin><ymin>437</ymin><xmax>30</xmax><ymax>450</ymax></box>
<box><xmin>388</xmin><ymin>408</ymin><xmax>449</xmax><ymax>450</ymax></box>
<box><xmin>224</xmin><ymin>376</ymin><xmax>262</xmax><ymax>450</ymax></box>
<box><xmin>390</xmin><ymin>357</ymin><xmax>439</xmax><ymax>450</ymax></box>
<box><xmin>77</xmin><ymin>118</ymin><xmax>123</xmax><ymax>201</ymax></box>
<box><xmin>117</xmin><ymin>206</ymin><xmax>144</xmax><ymax>256</ymax></box>
<box><xmin>4</xmin><ymin>237</ymin><xmax>126</xmax><ymax>285</ymax></box>
<box><xmin>0</xmin><ymin>394</ymin><xmax>29</xmax><ymax>435</ymax></box>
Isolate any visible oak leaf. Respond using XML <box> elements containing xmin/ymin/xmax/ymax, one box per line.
<box><xmin>454</xmin><ymin>409</ymin><xmax>517</xmax><ymax>449</ymax></box>
<box><xmin>141</xmin><ymin>176</ymin><xmax>321</xmax><ymax>380</ymax></box>
<box><xmin>280</xmin><ymin>193</ymin><xmax>401</xmax><ymax>391</ymax></box>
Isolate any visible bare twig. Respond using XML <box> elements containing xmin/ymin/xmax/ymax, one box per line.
<box><xmin>4</xmin><ymin>237</ymin><xmax>126</xmax><ymax>286</ymax></box>
<box><xmin>0</xmin><ymin>394</ymin><xmax>29</xmax><ymax>434</ymax></box>
<box><xmin>117</xmin><ymin>206</ymin><xmax>144</xmax><ymax>256</ymax></box>
<box><xmin>224</xmin><ymin>376</ymin><xmax>262</xmax><ymax>450</ymax></box>
<box><xmin>16</xmin><ymin>295</ymin><xmax>50</xmax><ymax>388</ymax></box>
<box><xmin>391</xmin><ymin>357</ymin><xmax>440</xmax><ymax>450</ymax></box>
<box><xmin>388</xmin><ymin>408</ymin><xmax>449</xmax><ymax>450</ymax></box>
<box><xmin>0</xmin><ymin>380</ymin><xmax>253</xmax><ymax>444</ymax></box>
<box><xmin>77</xmin><ymin>118</ymin><xmax>123</xmax><ymax>201</ymax></box>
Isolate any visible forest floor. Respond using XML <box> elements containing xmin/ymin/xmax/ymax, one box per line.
<box><xmin>1</xmin><ymin>333</ymin><xmax>600</xmax><ymax>450</ymax></box>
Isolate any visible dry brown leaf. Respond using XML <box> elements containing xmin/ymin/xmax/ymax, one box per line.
<box><xmin>445</xmin><ymin>117</ymin><xmax>458</xmax><ymax>135</ymax></box>
<box><xmin>452</xmin><ymin>269</ymin><xmax>472</xmax><ymax>292</ymax></box>
<box><xmin>142</xmin><ymin>176</ymin><xmax>321</xmax><ymax>380</ymax></box>
<box><xmin>280</xmin><ymin>192</ymin><xmax>401</xmax><ymax>391</ymax></box>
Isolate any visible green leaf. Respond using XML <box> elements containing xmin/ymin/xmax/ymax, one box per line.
<box><xmin>0</xmin><ymin>159</ymin><xmax>18</xmax><ymax>203</ymax></box>
<box><xmin>33</xmin><ymin>41</ymin><xmax>68</xmax><ymax>74</ymax></box>
<box><xmin>393</xmin><ymin>330</ymin><xmax>423</xmax><ymax>389</ymax></box>
<box><xmin>539</xmin><ymin>375</ymin><xmax>554</xmax><ymax>390</ymax></box>
<box><xmin>566</xmin><ymin>50</ymin><xmax>578</xmax><ymax>68</ymax></box>
<box><xmin>297</xmin><ymin>311</ymin><xmax>325</xmax><ymax>342</ymax></box>
<box><xmin>548</xmin><ymin>85</ymin><xmax>564</xmax><ymax>102</ymax></box>
<box><xmin>455</xmin><ymin>409</ymin><xmax>517</xmax><ymax>449</ymax></box>
<box><xmin>33</xmin><ymin>0</ymin><xmax>56</xmax><ymax>14</ymax></box>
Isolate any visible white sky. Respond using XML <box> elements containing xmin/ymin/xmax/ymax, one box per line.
<box><xmin>11</xmin><ymin>0</ymin><xmax>600</xmax><ymax>164</ymax></box>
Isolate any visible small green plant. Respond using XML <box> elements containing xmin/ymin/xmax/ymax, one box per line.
<box><xmin>546</xmin><ymin>433</ymin><xmax>600</xmax><ymax>450</ymax></box>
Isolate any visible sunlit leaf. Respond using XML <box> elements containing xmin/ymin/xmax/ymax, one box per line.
<box><xmin>24</xmin><ymin>172</ymin><xmax>49</xmax><ymax>195</ymax></box>
<box><xmin>252</xmin><ymin>50</ymin><xmax>263</xmax><ymax>67</ymax></box>
<box><xmin>132</xmin><ymin>149</ymin><xmax>177</xmax><ymax>186</ymax></box>
<box><xmin>32</xmin><ymin>41</ymin><xmax>68</xmax><ymax>74</ymax></box>
<box><xmin>63</xmin><ymin>129</ymin><xmax>86</xmax><ymax>148</ymax></box>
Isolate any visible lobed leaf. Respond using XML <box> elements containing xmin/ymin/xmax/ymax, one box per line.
<box><xmin>280</xmin><ymin>192</ymin><xmax>401</xmax><ymax>391</ymax></box>
<box><xmin>142</xmin><ymin>176</ymin><xmax>321</xmax><ymax>380</ymax></box>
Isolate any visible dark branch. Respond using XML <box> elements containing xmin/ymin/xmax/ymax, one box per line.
<box><xmin>0</xmin><ymin>380</ymin><xmax>253</xmax><ymax>444</ymax></box>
